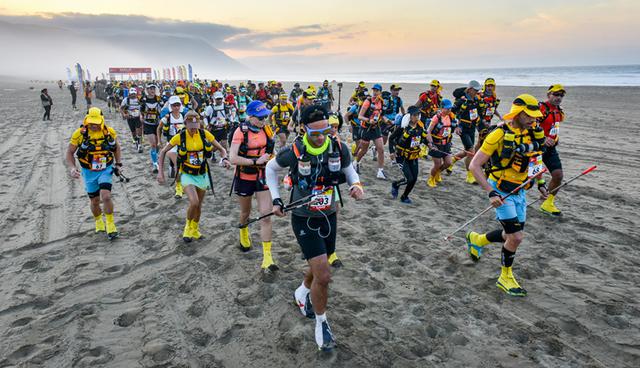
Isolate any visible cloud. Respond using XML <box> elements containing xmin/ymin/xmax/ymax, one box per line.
<box><xmin>222</xmin><ymin>23</ymin><xmax>333</xmax><ymax>51</ymax></box>
<box><xmin>0</xmin><ymin>12</ymin><xmax>248</xmax><ymax>46</ymax></box>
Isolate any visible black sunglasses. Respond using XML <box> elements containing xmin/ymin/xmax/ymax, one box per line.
<box><xmin>552</xmin><ymin>92</ymin><xmax>565</xmax><ymax>97</ymax></box>
<box><xmin>513</xmin><ymin>98</ymin><xmax>540</xmax><ymax>111</ymax></box>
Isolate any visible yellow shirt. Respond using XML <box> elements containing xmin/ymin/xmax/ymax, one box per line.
<box><xmin>480</xmin><ymin>124</ymin><xmax>533</xmax><ymax>184</ymax></box>
<box><xmin>169</xmin><ymin>129</ymin><xmax>216</xmax><ymax>151</ymax></box>
<box><xmin>70</xmin><ymin>126</ymin><xmax>118</xmax><ymax>146</ymax></box>
<box><xmin>271</xmin><ymin>103</ymin><xmax>294</xmax><ymax>125</ymax></box>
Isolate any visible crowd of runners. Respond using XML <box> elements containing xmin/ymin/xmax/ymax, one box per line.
<box><xmin>65</xmin><ymin>77</ymin><xmax>569</xmax><ymax>351</ymax></box>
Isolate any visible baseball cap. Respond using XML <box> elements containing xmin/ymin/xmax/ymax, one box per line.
<box><xmin>390</xmin><ymin>84</ymin><xmax>402</xmax><ymax>90</ymax></box>
<box><xmin>246</xmin><ymin>100</ymin><xmax>270</xmax><ymax>118</ymax></box>
<box><xmin>168</xmin><ymin>95</ymin><xmax>182</xmax><ymax>105</ymax></box>
<box><xmin>84</xmin><ymin>107</ymin><xmax>104</xmax><ymax>125</ymax></box>
<box><xmin>213</xmin><ymin>91</ymin><xmax>224</xmax><ymax>99</ymax></box>
<box><xmin>503</xmin><ymin>94</ymin><xmax>543</xmax><ymax>120</ymax></box>
<box><xmin>548</xmin><ymin>84</ymin><xmax>566</xmax><ymax>94</ymax></box>
<box><xmin>467</xmin><ymin>80</ymin><xmax>482</xmax><ymax>91</ymax></box>
<box><xmin>372</xmin><ymin>83</ymin><xmax>382</xmax><ymax>91</ymax></box>
<box><xmin>441</xmin><ymin>99</ymin><xmax>453</xmax><ymax>109</ymax></box>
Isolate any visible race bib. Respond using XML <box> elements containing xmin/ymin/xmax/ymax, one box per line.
<box><xmin>410</xmin><ymin>136</ymin><xmax>421</xmax><ymax>148</ymax></box>
<box><xmin>215</xmin><ymin>117</ymin><xmax>226</xmax><ymax>127</ymax></box>
<box><xmin>283</xmin><ymin>112</ymin><xmax>290</xmax><ymax>120</ymax></box>
<box><xmin>238</xmin><ymin>103</ymin><xmax>247</xmax><ymax>113</ymax></box>
<box><xmin>309</xmin><ymin>187</ymin><xmax>333</xmax><ymax>211</ymax></box>
<box><xmin>549</xmin><ymin>121</ymin><xmax>560</xmax><ymax>137</ymax></box>
<box><xmin>188</xmin><ymin>152</ymin><xmax>203</xmax><ymax>166</ymax></box>
<box><xmin>91</xmin><ymin>155</ymin><xmax>107</xmax><ymax>171</ymax></box>
<box><xmin>130</xmin><ymin>108</ymin><xmax>140</xmax><ymax>117</ymax></box>
<box><xmin>442</xmin><ymin>127</ymin><xmax>451</xmax><ymax>137</ymax></box>
<box><xmin>528</xmin><ymin>155</ymin><xmax>544</xmax><ymax>177</ymax></box>
<box><xmin>469</xmin><ymin>108</ymin><xmax>478</xmax><ymax>121</ymax></box>
<box><xmin>485</xmin><ymin>107</ymin><xmax>494</xmax><ymax>117</ymax></box>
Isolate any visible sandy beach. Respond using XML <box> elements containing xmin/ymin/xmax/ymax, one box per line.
<box><xmin>0</xmin><ymin>78</ymin><xmax>639</xmax><ymax>368</ymax></box>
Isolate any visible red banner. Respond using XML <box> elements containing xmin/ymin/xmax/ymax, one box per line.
<box><xmin>109</xmin><ymin>67</ymin><xmax>151</xmax><ymax>74</ymax></box>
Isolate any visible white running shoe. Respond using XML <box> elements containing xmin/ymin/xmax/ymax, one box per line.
<box><xmin>294</xmin><ymin>287</ymin><xmax>314</xmax><ymax>319</ymax></box>
<box><xmin>377</xmin><ymin>168</ymin><xmax>387</xmax><ymax>179</ymax></box>
<box><xmin>315</xmin><ymin>319</ymin><xmax>337</xmax><ymax>351</ymax></box>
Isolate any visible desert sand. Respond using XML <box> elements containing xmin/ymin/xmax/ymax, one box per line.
<box><xmin>0</xmin><ymin>78</ymin><xmax>638</xmax><ymax>367</ymax></box>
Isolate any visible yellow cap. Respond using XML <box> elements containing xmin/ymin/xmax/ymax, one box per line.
<box><xmin>503</xmin><ymin>94</ymin><xmax>543</xmax><ymax>120</ymax></box>
<box><xmin>84</xmin><ymin>107</ymin><xmax>104</xmax><ymax>126</ymax></box>
<box><xmin>430</xmin><ymin>79</ymin><xmax>440</xmax><ymax>87</ymax></box>
<box><xmin>358</xmin><ymin>81</ymin><xmax>366</xmax><ymax>87</ymax></box>
<box><xmin>484</xmin><ymin>78</ymin><xmax>496</xmax><ymax>86</ymax></box>
<box><xmin>548</xmin><ymin>84</ymin><xmax>566</xmax><ymax>94</ymax></box>
<box><xmin>175</xmin><ymin>86</ymin><xmax>184</xmax><ymax>94</ymax></box>
<box><xmin>279</xmin><ymin>93</ymin><xmax>288</xmax><ymax>99</ymax></box>
<box><xmin>328</xmin><ymin>114</ymin><xmax>340</xmax><ymax>126</ymax></box>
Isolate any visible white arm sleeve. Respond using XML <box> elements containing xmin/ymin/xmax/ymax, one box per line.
<box><xmin>265</xmin><ymin>158</ymin><xmax>287</xmax><ymax>200</ymax></box>
<box><xmin>342</xmin><ymin>163</ymin><xmax>360</xmax><ymax>186</ymax></box>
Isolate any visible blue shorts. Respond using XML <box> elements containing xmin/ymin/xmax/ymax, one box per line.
<box><xmin>181</xmin><ymin>173</ymin><xmax>210</xmax><ymax>190</ymax></box>
<box><xmin>81</xmin><ymin>165</ymin><xmax>114</xmax><ymax>194</ymax></box>
<box><xmin>489</xmin><ymin>179</ymin><xmax>527</xmax><ymax>223</ymax></box>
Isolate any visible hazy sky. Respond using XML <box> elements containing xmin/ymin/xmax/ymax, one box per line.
<box><xmin>1</xmin><ymin>0</ymin><xmax>639</xmax><ymax>76</ymax></box>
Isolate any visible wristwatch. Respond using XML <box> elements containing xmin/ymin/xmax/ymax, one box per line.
<box><xmin>115</xmin><ymin>162</ymin><xmax>123</xmax><ymax>167</ymax></box>
<box><xmin>252</xmin><ymin>158</ymin><xmax>257</xmax><ymax>166</ymax></box>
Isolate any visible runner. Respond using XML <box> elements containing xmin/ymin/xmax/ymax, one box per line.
<box><xmin>292</xmin><ymin>89</ymin><xmax>316</xmax><ymax>135</ymax></box>
<box><xmin>425</xmin><ymin>99</ymin><xmax>456</xmax><ymax>187</ymax></box>
<box><xmin>40</xmin><ymin>88</ymin><xmax>53</xmax><ymax>121</ymax></box>
<box><xmin>229</xmin><ymin>100</ymin><xmax>278</xmax><ymax>271</ymax></box>
<box><xmin>105</xmin><ymin>82</ymin><xmax>116</xmax><ymax>113</ymax></box>
<box><xmin>157</xmin><ymin>111</ymin><xmax>229</xmax><ymax>242</ymax></box>
<box><xmin>538</xmin><ymin>84</ymin><xmax>567</xmax><ymax>216</ymax></box>
<box><xmin>389</xmin><ymin>106</ymin><xmax>427</xmax><ymax>203</ymax></box>
<box><xmin>348</xmin><ymin>81</ymin><xmax>367</xmax><ymax>105</ymax></box>
<box><xmin>415</xmin><ymin>80</ymin><xmax>442</xmax><ymax>123</ymax></box>
<box><xmin>84</xmin><ymin>81</ymin><xmax>93</xmax><ymax>112</ymax></box>
<box><xmin>380</xmin><ymin>84</ymin><xmax>405</xmax><ymax>147</ymax></box>
<box><xmin>140</xmin><ymin>84</ymin><xmax>163</xmax><ymax>172</ymax></box>
<box><xmin>270</xmin><ymin>93</ymin><xmax>295</xmax><ymax>148</ymax></box>
<box><xmin>65</xmin><ymin>107</ymin><xmax>122</xmax><ymax>240</ymax></box>
<box><xmin>69</xmin><ymin>82</ymin><xmax>78</xmax><ymax>110</ymax></box>
<box><xmin>465</xmin><ymin>94</ymin><xmax>548</xmax><ymax>296</ymax></box>
<box><xmin>289</xmin><ymin>82</ymin><xmax>303</xmax><ymax>108</ymax></box>
<box><xmin>264</xmin><ymin>104</ymin><xmax>364</xmax><ymax>351</ymax></box>
<box><xmin>449</xmin><ymin>80</ymin><xmax>486</xmax><ymax>183</ymax></box>
<box><xmin>120</xmin><ymin>87</ymin><xmax>143</xmax><ymax>153</ymax></box>
<box><xmin>317</xmin><ymin>80</ymin><xmax>334</xmax><ymax>111</ymax></box>
<box><xmin>476</xmin><ymin>78</ymin><xmax>502</xmax><ymax>152</ymax></box>
<box><xmin>354</xmin><ymin>84</ymin><xmax>386</xmax><ymax>179</ymax></box>
<box><xmin>158</xmin><ymin>95</ymin><xmax>189</xmax><ymax>198</ymax></box>
<box><xmin>203</xmin><ymin>91</ymin><xmax>231</xmax><ymax>154</ymax></box>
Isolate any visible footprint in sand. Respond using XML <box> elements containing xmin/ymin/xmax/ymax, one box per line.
<box><xmin>11</xmin><ymin>316</ymin><xmax>33</xmax><ymax>328</ymax></box>
<box><xmin>114</xmin><ymin>309</ymin><xmax>139</xmax><ymax>327</ymax></box>
<box><xmin>103</xmin><ymin>265</ymin><xmax>122</xmax><ymax>274</ymax></box>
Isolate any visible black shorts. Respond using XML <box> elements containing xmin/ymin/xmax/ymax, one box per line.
<box><xmin>351</xmin><ymin>125</ymin><xmax>362</xmax><ymax>141</ymax></box>
<box><xmin>380</xmin><ymin>123</ymin><xmax>394</xmax><ymax>137</ymax></box>
<box><xmin>127</xmin><ymin>118</ymin><xmax>141</xmax><ymax>133</ymax></box>
<box><xmin>292</xmin><ymin>213</ymin><xmax>337</xmax><ymax>260</ymax></box>
<box><xmin>234</xmin><ymin>177</ymin><xmax>268</xmax><ymax>197</ymax></box>
<box><xmin>143</xmin><ymin>123</ymin><xmax>158</xmax><ymax>135</ymax></box>
<box><xmin>460</xmin><ymin>126</ymin><xmax>476</xmax><ymax>150</ymax></box>
<box><xmin>361</xmin><ymin>125</ymin><xmax>382</xmax><ymax>142</ymax></box>
<box><xmin>211</xmin><ymin>128</ymin><xmax>228</xmax><ymax>142</ymax></box>
<box><xmin>276</xmin><ymin>125</ymin><xmax>290</xmax><ymax>136</ymax></box>
<box><xmin>542</xmin><ymin>146</ymin><xmax>562</xmax><ymax>172</ymax></box>
<box><xmin>429</xmin><ymin>142</ymin><xmax>451</xmax><ymax>158</ymax></box>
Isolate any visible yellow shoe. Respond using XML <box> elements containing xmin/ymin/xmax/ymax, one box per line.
<box><xmin>496</xmin><ymin>267</ymin><xmax>527</xmax><ymax>297</ymax></box>
<box><xmin>190</xmin><ymin>220</ymin><xmax>202</xmax><ymax>240</ymax></box>
<box><xmin>105</xmin><ymin>214</ymin><xmax>118</xmax><ymax>240</ymax></box>
<box><xmin>351</xmin><ymin>142</ymin><xmax>357</xmax><ymax>155</ymax></box>
<box><xmin>175</xmin><ymin>181</ymin><xmax>183</xmax><ymax>198</ymax></box>
<box><xmin>261</xmin><ymin>242</ymin><xmax>279</xmax><ymax>271</ymax></box>
<box><xmin>427</xmin><ymin>176</ymin><xmax>437</xmax><ymax>188</ymax></box>
<box><xmin>182</xmin><ymin>220</ymin><xmax>193</xmax><ymax>243</ymax></box>
<box><xmin>446</xmin><ymin>157</ymin><xmax>458</xmax><ymax>175</ymax></box>
<box><xmin>540</xmin><ymin>194</ymin><xmax>562</xmax><ymax>216</ymax></box>
<box><xmin>466</xmin><ymin>171</ymin><xmax>477</xmax><ymax>184</ymax></box>
<box><xmin>94</xmin><ymin>216</ymin><xmax>105</xmax><ymax>233</ymax></box>
<box><xmin>465</xmin><ymin>231</ymin><xmax>486</xmax><ymax>262</ymax></box>
<box><xmin>239</xmin><ymin>227</ymin><xmax>251</xmax><ymax>251</ymax></box>
<box><xmin>328</xmin><ymin>252</ymin><xmax>343</xmax><ymax>268</ymax></box>
<box><xmin>435</xmin><ymin>171</ymin><xmax>442</xmax><ymax>183</ymax></box>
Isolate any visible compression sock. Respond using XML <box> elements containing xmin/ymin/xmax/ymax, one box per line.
<box><xmin>94</xmin><ymin>213</ymin><xmax>105</xmax><ymax>232</ymax></box>
<box><xmin>239</xmin><ymin>227</ymin><xmax>251</xmax><ymax>250</ymax></box>
<box><xmin>150</xmin><ymin>147</ymin><xmax>158</xmax><ymax>164</ymax></box>
<box><xmin>486</xmin><ymin>229</ymin><xmax>504</xmax><ymax>244</ymax></box>
<box><xmin>261</xmin><ymin>241</ymin><xmax>277</xmax><ymax>270</ymax></box>
<box><xmin>501</xmin><ymin>246</ymin><xmax>516</xmax><ymax>268</ymax></box>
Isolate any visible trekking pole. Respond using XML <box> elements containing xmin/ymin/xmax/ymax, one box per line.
<box><xmin>237</xmin><ymin>188</ymin><xmax>330</xmax><ymax>228</ymax></box>
<box><xmin>443</xmin><ymin>168</ymin><xmax>547</xmax><ymax>241</ymax></box>
<box><xmin>526</xmin><ymin>165</ymin><xmax>597</xmax><ymax>208</ymax></box>
<box><xmin>114</xmin><ymin>168</ymin><xmax>130</xmax><ymax>183</ymax></box>
<box><xmin>205</xmin><ymin>160</ymin><xmax>215</xmax><ymax>196</ymax></box>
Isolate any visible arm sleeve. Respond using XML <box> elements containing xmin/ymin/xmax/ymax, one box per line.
<box><xmin>265</xmin><ymin>158</ymin><xmax>287</xmax><ymax>200</ymax></box>
<box><xmin>388</xmin><ymin>127</ymin><xmax>402</xmax><ymax>153</ymax></box>
<box><xmin>341</xmin><ymin>163</ymin><xmax>360</xmax><ymax>186</ymax></box>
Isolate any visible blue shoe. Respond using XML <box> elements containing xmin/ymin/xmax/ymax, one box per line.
<box><xmin>391</xmin><ymin>183</ymin><xmax>399</xmax><ymax>199</ymax></box>
<box><xmin>400</xmin><ymin>197</ymin><xmax>412</xmax><ymax>204</ymax></box>
<box><xmin>315</xmin><ymin>320</ymin><xmax>337</xmax><ymax>352</ymax></box>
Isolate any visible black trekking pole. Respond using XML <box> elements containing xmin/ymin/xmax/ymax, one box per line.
<box><xmin>237</xmin><ymin>188</ymin><xmax>330</xmax><ymax>228</ymax></box>
<box><xmin>114</xmin><ymin>167</ymin><xmax>130</xmax><ymax>183</ymax></box>
<box><xmin>205</xmin><ymin>160</ymin><xmax>215</xmax><ymax>196</ymax></box>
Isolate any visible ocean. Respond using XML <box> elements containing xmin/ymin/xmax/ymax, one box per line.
<box><xmin>297</xmin><ymin>64</ymin><xmax>640</xmax><ymax>87</ymax></box>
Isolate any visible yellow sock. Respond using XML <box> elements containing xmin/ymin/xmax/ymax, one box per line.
<box><xmin>476</xmin><ymin>233</ymin><xmax>490</xmax><ymax>246</ymax></box>
<box><xmin>262</xmin><ymin>241</ymin><xmax>272</xmax><ymax>255</ymax></box>
<box><xmin>261</xmin><ymin>241</ymin><xmax>276</xmax><ymax>269</ymax></box>
<box><xmin>105</xmin><ymin>213</ymin><xmax>114</xmax><ymax>224</ymax></box>
<box><xmin>94</xmin><ymin>213</ymin><xmax>103</xmax><ymax>221</ymax></box>
<box><xmin>501</xmin><ymin>266</ymin><xmax>512</xmax><ymax>278</ymax></box>
<box><xmin>239</xmin><ymin>227</ymin><xmax>251</xmax><ymax>248</ymax></box>
<box><xmin>548</xmin><ymin>193</ymin><xmax>556</xmax><ymax>204</ymax></box>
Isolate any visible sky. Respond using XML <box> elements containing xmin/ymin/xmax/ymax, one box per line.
<box><xmin>1</xmin><ymin>0</ymin><xmax>639</xmax><ymax>78</ymax></box>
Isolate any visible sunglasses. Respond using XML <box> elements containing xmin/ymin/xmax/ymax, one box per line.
<box><xmin>171</xmin><ymin>103</ymin><xmax>181</xmax><ymax>107</ymax></box>
<box><xmin>513</xmin><ymin>98</ymin><xmax>540</xmax><ymax>111</ymax></box>
<box><xmin>253</xmin><ymin>115</ymin><xmax>267</xmax><ymax>121</ymax></box>
<box><xmin>552</xmin><ymin>92</ymin><xmax>565</xmax><ymax>97</ymax></box>
<box><xmin>305</xmin><ymin>125</ymin><xmax>332</xmax><ymax>136</ymax></box>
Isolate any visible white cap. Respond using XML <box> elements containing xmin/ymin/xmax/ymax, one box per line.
<box><xmin>129</xmin><ymin>88</ymin><xmax>137</xmax><ymax>94</ymax></box>
<box><xmin>213</xmin><ymin>91</ymin><xmax>224</xmax><ymax>99</ymax></box>
<box><xmin>168</xmin><ymin>95</ymin><xmax>181</xmax><ymax>105</ymax></box>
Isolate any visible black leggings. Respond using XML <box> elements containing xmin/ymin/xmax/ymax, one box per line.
<box><xmin>393</xmin><ymin>158</ymin><xmax>419</xmax><ymax>199</ymax></box>
<box><xmin>43</xmin><ymin>105</ymin><xmax>51</xmax><ymax>120</ymax></box>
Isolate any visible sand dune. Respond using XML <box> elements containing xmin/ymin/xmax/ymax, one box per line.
<box><xmin>0</xmin><ymin>80</ymin><xmax>638</xmax><ymax>367</ymax></box>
